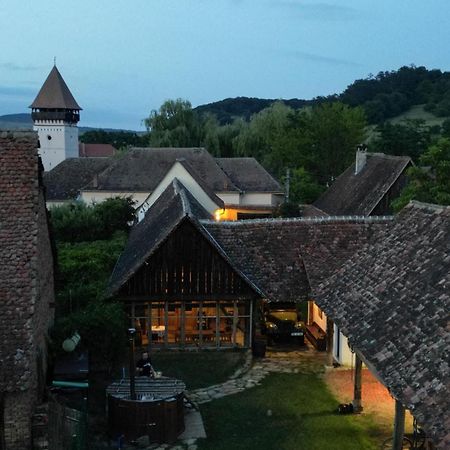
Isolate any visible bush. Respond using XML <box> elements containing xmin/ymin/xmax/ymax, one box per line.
<box><xmin>50</xmin><ymin>197</ymin><xmax>135</xmax><ymax>243</ymax></box>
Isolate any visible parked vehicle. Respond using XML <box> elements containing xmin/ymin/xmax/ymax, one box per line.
<box><xmin>261</xmin><ymin>302</ymin><xmax>305</xmax><ymax>345</ymax></box>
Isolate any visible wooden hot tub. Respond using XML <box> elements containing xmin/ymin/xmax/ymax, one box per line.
<box><xmin>106</xmin><ymin>377</ymin><xmax>186</xmax><ymax>443</ymax></box>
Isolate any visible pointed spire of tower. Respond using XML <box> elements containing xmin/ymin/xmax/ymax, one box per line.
<box><xmin>30</xmin><ymin>66</ymin><xmax>81</xmax><ymax>110</ymax></box>
<box><xmin>30</xmin><ymin>66</ymin><xmax>81</xmax><ymax>171</ymax></box>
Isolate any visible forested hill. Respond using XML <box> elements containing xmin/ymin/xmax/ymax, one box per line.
<box><xmin>195</xmin><ymin>97</ymin><xmax>309</xmax><ymax>124</ymax></box>
<box><xmin>195</xmin><ymin>66</ymin><xmax>450</xmax><ymax>125</ymax></box>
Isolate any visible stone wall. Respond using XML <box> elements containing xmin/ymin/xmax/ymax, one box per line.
<box><xmin>0</xmin><ymin>131</ymin><xmax>54</xmax><ymax>450</ymax></box>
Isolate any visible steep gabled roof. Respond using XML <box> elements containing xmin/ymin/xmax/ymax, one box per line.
<box><xmin>30</xmin><ymin>66</ymin><xmax>82</xmax><ymax>110</ymax></box>
<box><xmin>202</xmin><ymin>216</ymin><xmax>390</xmax><ymax>302</ymax></box>
<box><xmin>107</xmin><ymin>179</ymin><xmax>261</xmax><ymax>298</ymax></box>
<box><xmin>83</xmin><ymin>147</ymin><xmax>238</xmax><ymax>192</ymax></box>
<box><xmin>315</xmin><ymin>202</ymin><xmax>450</xmax><ymax>449</ymax></box>
<box><xmin>43</xmin><ymin>157</ymin><xmax>113</xmax><ymax>201</ymax></box>
<box><xmin>314</xmin><ymin>153</ymin><xmax>412</xmax><ymax>216</ymax></box>
<box><xmin>215</xmin><ymin>157</ymin><xmax>283</xmax><ymax>192</ymax></box>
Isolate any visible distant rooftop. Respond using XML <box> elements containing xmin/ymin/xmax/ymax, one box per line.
<box><xmin>315</xmin><ymin>152</ymin><xmax>412</xmax><ymax>216</ymax></box>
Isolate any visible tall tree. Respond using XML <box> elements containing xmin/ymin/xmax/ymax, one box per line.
<box><xmin>304</xmin><ymin>102</ymin><xmax>367</xmax><ymax>184</ymax></box>
<box><xmin>144</xmin><ymin>99</ymin><xmax>205</xmax><ymax>147</ymax></box>
<box><xmin>392</xmin><ymin>137</ymin><xmax>450</xmax><ymax>211</ymax></box>
<box><xmin>371</xmin><ymin>119</ymin><xmax>433</xmax><ymax>161</ymax></box>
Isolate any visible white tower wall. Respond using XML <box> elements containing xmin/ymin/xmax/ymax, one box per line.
<box><xmin>34</xmin><ymin>121</ymin><xmax>79</xmax><ymax>171</ymax></box>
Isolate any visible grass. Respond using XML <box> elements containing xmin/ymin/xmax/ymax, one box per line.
<box><xmin>150</xmin><ymin>349</ymin><xmax>247</xmax><ymax>390</ymax></box>
<box><xmin>197</xmin><ymin>373</ymin><xmax>380</xmax><ymax>450</ymax></box>
<box><xmin>389</xmin><ymin>104</ymin><xmax>448</xmax><ymax>127</ymax></box>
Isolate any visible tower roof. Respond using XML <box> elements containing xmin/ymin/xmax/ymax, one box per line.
<box><xmin>30</xmin><ymin>66</ymin><xmax>82</xmax><ymax>110</ymax></box>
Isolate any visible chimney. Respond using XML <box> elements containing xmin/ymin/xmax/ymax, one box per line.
<box><xmin>355</xmin><ymin>144</ymin><xmax>368</xmax><ymax>175</ymax></box>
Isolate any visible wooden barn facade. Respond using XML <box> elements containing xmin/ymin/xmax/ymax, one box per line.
<box><xmin>107</xmin><ymin>179</ymin><xmax>262</xmax><ymax>349</ymax></box>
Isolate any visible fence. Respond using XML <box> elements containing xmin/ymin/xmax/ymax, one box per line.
<box><xmin>47</xmin><ymin>395</ymin><xmax>87</xmax><ymax>450</ymax></box>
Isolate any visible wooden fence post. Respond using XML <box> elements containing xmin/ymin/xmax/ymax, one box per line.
<box><xmin>326</xmin><ymin>317</ymin><xmax>334</xmax><ymax>366</ymax></box>
<box><xmin>392</xmin><ymin>399</ymin><xmax>406</xmax><ymax>450</ymax></box>
<box><xmin>352</xmin><ymin>353</ymin><xmax>363</xmax><ymax>412</ymax></box>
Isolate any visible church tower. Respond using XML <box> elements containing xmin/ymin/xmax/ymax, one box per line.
<box><xmin>30</xmin><ymin>65</ymin><xmax>82</xmax><ymax>171</ymax></box>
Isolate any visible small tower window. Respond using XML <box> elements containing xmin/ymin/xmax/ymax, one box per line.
<box><xmin>47</xmin><ymin>135</ymin><xmax>52</xmax><ymax>140</ymax></box>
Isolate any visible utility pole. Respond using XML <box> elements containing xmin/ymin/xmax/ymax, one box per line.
<box><xmin>285</xmin><ymin>168</ymin><xmax>290</xmax><ymax>202</ymax></box>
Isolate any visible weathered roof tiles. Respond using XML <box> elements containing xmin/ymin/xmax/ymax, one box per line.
<box><xmin>315</xmin><ymin>201</ymin><xmax>450</xmax><ymax>448</ymax></box>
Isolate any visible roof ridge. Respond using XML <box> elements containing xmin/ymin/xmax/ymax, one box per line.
<box><xmin>200</xmin><ymin>215</ymin><xmax>394</xmax><ymax>225</ymax></box>
<box><xmin>407</xmin><ymin>200</ymin><xmax>450</xmax><ymax>213</ymax></box>
<box><xmin>367</xmin><ymin>152</ymin><xmax>412</xmax><ymax>161</ymax></box>
<box><xmin>172</xmin><ymin>178</ymin><xmax>192</xmax><ymax>216</ymax></box>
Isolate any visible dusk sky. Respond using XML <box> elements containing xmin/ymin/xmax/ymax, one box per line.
<box><xmin>1</xmin><ymin>0</ymin><xmax>449</xmax><ymax>130</ymax></box>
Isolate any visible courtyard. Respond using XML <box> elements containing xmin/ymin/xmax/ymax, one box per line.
<box><xmin>105</xmin><ymin>344</ymin><xmax>398</xmax><ymax>450</ymax></box>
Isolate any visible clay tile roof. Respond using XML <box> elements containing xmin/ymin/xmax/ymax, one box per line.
<box><xmin>79</xmin><ymin>143</ymin><xmax>116</xmax><ymax>157</ymax></box>
<box><xmin>315</xmin><ymin>202</ymin><xmax>450</xmax><ymax>449</ymax></box>
<box><xmin>83</xmin><ymin>147</ymin><xmax>238</xmax><ymax>193</ymax></box>
<box><xmin>215</xmin><ymin>157</ymin><xmax>283</xmax><ymax>192</ymax></box>
<box><xmin>29</xmin><ymin>66</ymin><xmax>82</xmax><ymax>110</ymax></box>
<box><xmin>43</xmin><ymin>157</ymin><xmax>113</xmax><ymax>201</ymax></box>
<box><xmin>202</xmin><ymin>216</ymin><xmax>390</xmax><ymax>302</ymax></box>
<box><xmin>314</xmin><ymin>153</ymin><xmax>412</xmax><ymax>216</ymax></box>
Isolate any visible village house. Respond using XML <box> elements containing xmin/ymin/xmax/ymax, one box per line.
<box><xmin>0</xmin><ymin>131</ymin><xmax>55</xmax><ymax>450</ymax></box>
<box><xmin>78</xmin><ymin>147</ymin><xmax>284</xmax><ymax>218</ymax></box>
<box><xmin>314</xmin><ymin>148</ymin><xmax>412</xmax><ymax>216</ymax></box>
<box><xmin>106</xmin><ymin>175</ymin><xmax>390</xmax><ymax>352</ymax></box>
<box><xmin>43</xmin><ymin>157</ymin><xmax>114</xmax><ymax>207</ymax></box>
<box><xmin>304</xmin><ymin>147</ymin><xmax>414</xmax><ymax>363</ymax></box>
<box><xmin>315</xmin><ymin>201</ymin><xmax>449</xmax><ymax>449</ymax></box>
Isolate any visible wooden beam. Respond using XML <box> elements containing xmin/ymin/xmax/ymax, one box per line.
<box><xmin>326</xmin><ymin>316</ymin><xmax>334</xmax><ymax>366</ymax></box>
<box><xmin>117</xmin><ymin>294</ymin><xmax>256</xmax><ymax>302</ymax></box>
<box><xmin>307</xmin><ymin>300</ymin><xmax>314</xmax><ymax>326</ymax></box>
<box><xmin>199</xmin><ymin>301</ymin><xmax>203</xmax><ymax>347</ymax></box>
<box><xmin>164</xmin><ymin>301</ymin><xmax>168</xmax><ymax>348</ymax></box>
<box><xmin>181</xmin><ymin>301</ymin><xmax>186</xmax><ymax>349</ymax></box>
<box><xmin>232</xmin><ymin>300</ymin><xmax>238</xmax><ymax>347</ymax></box>
<box><xmin>249</xmin><ymin>300</ymin><xmax>254</xmax><ymax>348</ymax></box>
<box><xmin>215</xmin><ymin>302</ymin><xmax>220</xmax><ymax>349</ymax></box>
<box><xmin>392</xmin><ymin>399</ymin><xmax>406</xmax><ymax>450</ymax></box>
<box><xmin>130</xmin><ymin>302</ymin><xmax>135</xmax><ymax>328</ymax></box>
<box><xmin>148</xmin><ymin>302</ymin><xmax>153</xmax><ymax>351</ymax></box>
<box><xmin>352</xmin><ymin>353</ymin><xmax>363</xmax><ymax>413</ymax></box>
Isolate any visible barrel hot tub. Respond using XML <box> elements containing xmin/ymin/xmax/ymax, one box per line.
<box><xmin>106</xmin><ymin>377</ymin><xmax>186</xmax><ymax>444</ymax></box>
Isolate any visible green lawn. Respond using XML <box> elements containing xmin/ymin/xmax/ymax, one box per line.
<box><xmin>150</xmin><ymin>350</ymin><xmax>247</xmax><ymax>390</ymax></box>
<box><xmin>197</xmin><ymin>373</ymin><xmax>380</xmax><ymax>450</ymax></box>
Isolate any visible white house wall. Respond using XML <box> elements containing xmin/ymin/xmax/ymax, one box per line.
<box><xmin>81</xmin><ymin>191</ymin><xmax>149</xmax><ymax>207</ymax></box>
<box><xmin>137</xmin><ymin>162</ymin><xmax>221</xmax><ymax>222</ymax></box>
<box><xmin>216</xmin><ymin>192</ymin><xmax>241</xmax><ymax>205</ymax></box>
<box><xmin>240</xmin><ymin>192</ymin><xmax>283</xmax><ymax>206</ymax></box>
<box><xmin>333</xmin><ymin>324</ymin><xmax>355</xmax><ymax>367</ymax></box>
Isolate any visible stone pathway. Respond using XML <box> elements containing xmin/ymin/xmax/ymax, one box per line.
<box><xmin>128</xmin><ymin>345</ymin><xmax>326</xmax><ymax>450</ymax></box>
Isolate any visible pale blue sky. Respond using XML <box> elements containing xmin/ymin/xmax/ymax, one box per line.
<box><xmin>1</xmin><ymin>0</ymin><xmax>449</xmax><ymax>129</ymax></box>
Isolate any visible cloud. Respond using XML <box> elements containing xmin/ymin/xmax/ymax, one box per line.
<box><xmin>288</xmin><ymin>50</ymin><xmax>361</xmax><ymax>67</ymax></box>
<box><xmin>0</xmin><ymin>62</ymin><xmax>40</xmax><ymax>72</ymax></box>
<box><xmin>0</xmin><ymin>85</ymin><xmax>37</xmax><ymax>97</ymax></box>
<box><xmin>272</xmin><ymin>1</ymin><xmax>360</xmax><ymax>20</ymax></box>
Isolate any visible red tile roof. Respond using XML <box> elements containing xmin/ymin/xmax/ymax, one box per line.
<box><xmin>79</xmin><ymin>143</ymin><xmax>116</xmax><ymax>157</ymax></box>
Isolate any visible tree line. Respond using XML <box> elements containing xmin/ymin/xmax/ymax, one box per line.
<box><xmin>79</xmin><ymin>65</ymin><xmax>450</xmax><ymax>208</ymax></box>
